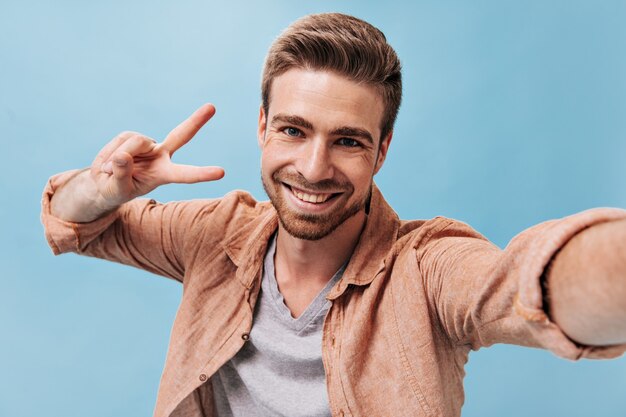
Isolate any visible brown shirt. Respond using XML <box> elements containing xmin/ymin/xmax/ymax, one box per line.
<box><xmin>42</xmin><ymin>170</ymin><xmax>626</xmax><ymax>417</ymax></box>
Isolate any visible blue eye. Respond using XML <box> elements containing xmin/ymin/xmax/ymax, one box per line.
<box><xmin>337</xmin><ymin>138</ymin><xmax>360</xmax><ymax>147</ymax></box>
<box><xmin>284</xmin><ymin>127</ymin><xmax>302</xmax><ymax>137</ymax></box>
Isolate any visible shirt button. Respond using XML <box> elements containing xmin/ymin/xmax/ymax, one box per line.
<box><xmin>199</xmin><ymin>374</ymin><xmax>207</xmax><ymax>382</ymax></box>
<box><xmin>241</xmin><ymin>333</ymin><xmax>250</xmax><ymax>341</ymax></box>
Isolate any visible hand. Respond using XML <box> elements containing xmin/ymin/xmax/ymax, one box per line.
<box><xmin>92</xmin><ymin>104</ymin><xmax>225</xmax><ymax>207</ymax></box>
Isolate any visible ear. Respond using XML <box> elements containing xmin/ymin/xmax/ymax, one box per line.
<box><xmin>373</xmin><ymin>131</ymin><xmax>393</xmax><ymax>175</ymax></box>
<box><xmin>257</xmin><ymin>104</ymin><xmax>267</xmax><ymax>148</ymax></box>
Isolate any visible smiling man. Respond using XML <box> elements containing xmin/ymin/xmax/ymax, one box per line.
<box><xmin>260</xmin><ymin>69</ymin><xmax>382</xmax><ymax>241</ymax></box>
<box><xmin>42</xmin><ymin>13</ymin><xmax>626</xmax><ymax>417</ymax></box>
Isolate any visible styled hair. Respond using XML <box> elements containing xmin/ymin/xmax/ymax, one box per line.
<box><xmin>261</xmin><ymin>13</ymin><xmax>402</xmax><ymax>141</ymax></box>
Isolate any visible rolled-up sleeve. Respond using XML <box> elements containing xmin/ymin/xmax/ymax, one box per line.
<box><xmin>416</xmin><ymin>208</ymin><xmax>626</xmax><ymax>360</ymax></box>
<box><xmin>42</xmin><ymin>170</ymin><xmax>120</xmax><ymax>255</ymax></box>
<box><xmin>41</xmin><ymin>170</ymin><xmax>221</xmax><ymax>282</ymax></box>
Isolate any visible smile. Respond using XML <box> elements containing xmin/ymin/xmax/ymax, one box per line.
<box><xmin>286</xmin><ymin>185</ymin><xmax>342</xmax><ymax>205</ymax></box>
<box><xmin>291</xmin><ymin>187</ymin><xmax>332</xmax><ymax>203</ymax></box>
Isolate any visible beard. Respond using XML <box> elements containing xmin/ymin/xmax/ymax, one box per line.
<box><xmin>262</xmin><ymin>168</ymin><xmax>370</xmax><ymax>241</ymax></box>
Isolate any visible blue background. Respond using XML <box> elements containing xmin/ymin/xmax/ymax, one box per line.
<box><xmin>2</xmin><ymin>1</ymin><xmax>625</xmax><ymax>416</ymax></box>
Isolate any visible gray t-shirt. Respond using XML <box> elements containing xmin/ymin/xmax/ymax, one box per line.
<box><xmin>210</xmin><ymin>235</ymin><xmax>345</xmax><ymax>417</ymax></box>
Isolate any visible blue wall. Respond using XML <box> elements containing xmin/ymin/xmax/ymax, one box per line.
<box><xmin>1</xmin><ymin>1</ymin><xmax>625</xmax><ymax>416</ymax></box>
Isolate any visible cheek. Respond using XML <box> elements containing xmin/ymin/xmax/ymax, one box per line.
<box><xmin>340</xmin><ymin>152</ymin><xmax>377</xmax><ymax>177</ymax></box>
<box><xmin>261</xmin><ymin>136</ymin><xmax>306</xmax><ymax>169</ymax></box>
<box><xmin>260</xmin><ymin>145</ymin><xmax>289</xmax><ymax>176</ymax></box>
<box><xmin>334</xmin><ymin>166</ymin><xmax>373</xmax><ymax>198</ymax></box>
<box><xmin>260</xmin><ymin>155</ymin><xmax>274</xmax><ymax>181</ymax></box>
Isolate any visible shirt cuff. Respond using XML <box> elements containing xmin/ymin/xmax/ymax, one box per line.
<box><xmin>514</xmin><ymin>207</ymin><xmax>626</xmax><ymax>360</ymax></box>
<box><xmin>41</xmin><ymin>170</ymin><xmax>121</xmax><ymax>255</ymax></box>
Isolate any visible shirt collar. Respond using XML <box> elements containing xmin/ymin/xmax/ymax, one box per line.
<box><xmin>326</xmin><ymin>183</ymin><xmax>399</xmax><ymax>299</ymax></box>
<box><xmin>222</xmin><ymin>183</ymin><xmax>400</xmax><ymax>294</ymax></box>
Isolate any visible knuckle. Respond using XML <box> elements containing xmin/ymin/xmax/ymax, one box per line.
<box><xmin>128</xmin><ymin>135</ymin><xmax>144</xmax><ymax>145</ymax></box>
<box><xmin>132</xmin><ymin>134</ymin><xmax>156</xmax><ymax>145</ymax></box>
<box><xmin>117</xmin><ymin>131</ymin><xmax>136</xmax><ymax>140</ymax></box>
<box><xmin>125</xmin><ymin>135</ymin><xmax>149</xmax><ymax>150</ymax></box>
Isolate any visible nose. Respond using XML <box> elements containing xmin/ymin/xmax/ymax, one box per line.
<box><xmin>296</xmin><ymin>138</ymin><xmax>334</xmax><ymax>184</ymax></box>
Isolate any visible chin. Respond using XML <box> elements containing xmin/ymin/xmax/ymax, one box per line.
<box><xmin>277</xmin><ymin>214</ymin><xmax>347</xmax><ymax>241</ymax></box>
<box><xmin>261</xmin><ymin>170</ymin><xmax>369</xmax><ymax>240</ymax></box>
<box><xmin>273</xmin><ymin>197</ymin><xmax>365</xmax><ymax>241</ymax></box>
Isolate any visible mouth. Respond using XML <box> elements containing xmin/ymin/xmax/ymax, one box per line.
<box><xmin>284</xmin><ymin>184</ymin><xmax>342</xmax><ymax>205</ymax></box>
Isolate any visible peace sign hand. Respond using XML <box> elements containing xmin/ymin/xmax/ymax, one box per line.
<box><xmin>91</xmin><ymin>104</ymin><xmax>225</xmax><ymax>207</ymax></box>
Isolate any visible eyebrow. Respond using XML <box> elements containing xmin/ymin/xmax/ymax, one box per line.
<box><xmin>271</xmin><ymin>113</ymin><xmax>374</xmax><ymax>145</ymax></box>
<box><xmin>271</xmin><ymin>114</ymin><xmax>313</xmax><ymax>130</ymax></box>
<box><xmin>330</xmin><ymin>126</ymin><xmax>373</xmax><ymax>145</ymax></box>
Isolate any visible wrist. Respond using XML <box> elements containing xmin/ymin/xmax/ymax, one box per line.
<box><xmin>51</xmin><ymin>169</ymin><xmax>121</xmax><ymax>222</ymax></box>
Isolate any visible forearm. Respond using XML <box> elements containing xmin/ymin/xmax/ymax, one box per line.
<box><xmin>43</xmin><ymin>170</ymin><xmax>196</xmax><ymax>281</ymax></box>
<box><xmin>547</xmin><ymin>218</ymin><xmax>626</xmax><ymax>346</ymax></box>
<box><xmin>50</xmin><ymin>168</ymin><xmax>121</xmax><ymax>223</ymax></box>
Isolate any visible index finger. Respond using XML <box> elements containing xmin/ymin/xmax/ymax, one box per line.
<box><xmin>161</xmin><ymin>103</ymin><xmax>216</xmax><ymax>155</ymax></box>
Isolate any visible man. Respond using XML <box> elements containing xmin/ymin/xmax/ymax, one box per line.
<box><xmin>42</xmin><ymin>13</ymin><xmax>626</xmax><ymax>417</ymax></box>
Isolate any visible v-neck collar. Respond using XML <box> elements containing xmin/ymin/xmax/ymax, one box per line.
<box><xmin>262</xmin><ymin>234</ymin><xmax>346</xmax><ymax>333</ymax></box>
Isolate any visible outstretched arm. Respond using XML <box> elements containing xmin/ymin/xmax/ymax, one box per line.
<box><xmin>546</xmin><ymin>218</ymin><xmax>626</xmax><ymax>346</ymax></box>
<box><xmin>43</xmin><ymin>104</ymin><xmax>227</xmax><ymax>281</ymax></box>
<box><xmin>416</xmin><ymin>208</ymin><xmax>626</xmax><ymax>360</ymax></box>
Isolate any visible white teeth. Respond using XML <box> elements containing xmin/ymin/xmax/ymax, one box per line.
<box><xmin>292</xmin><ymin>188</ymin><xmax>331</xmax><ymax>203</ymax></box>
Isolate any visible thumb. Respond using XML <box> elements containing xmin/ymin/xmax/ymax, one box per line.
<box><xmin>110</xmin><ymin>152</ymin><xmax>134</xmax><ymax>180</ymax></box>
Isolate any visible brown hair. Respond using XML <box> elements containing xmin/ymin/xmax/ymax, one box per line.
<box><xmin>261</xmin><ymin>13</ymin><xmax>402</xmax><ymax>141</ymax></box>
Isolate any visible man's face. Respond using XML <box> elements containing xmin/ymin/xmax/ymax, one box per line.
<box><xmin>258</xmin><ymin>68</ymin><xmax>391</xmax><ymax>240</ymax></box>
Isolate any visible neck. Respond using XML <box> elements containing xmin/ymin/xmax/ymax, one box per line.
<box><xmin>275</xmin><ymin>210</ymin><xmax>366</xmax><ymax>286</ymax></box>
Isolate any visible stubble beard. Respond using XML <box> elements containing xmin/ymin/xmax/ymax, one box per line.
<box><xmin>262</xmin><ymin>169</ymin><xmax>370</xmax><ymax>241</ymax></box>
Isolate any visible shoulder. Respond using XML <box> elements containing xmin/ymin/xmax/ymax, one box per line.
<box><xmin>198</xmin><ymin>189</ymin><xmax>271</xmax><ymax>218</ymax></box>
<box><xmin>173</xmin><ymin>189</ymin><xmax>273</xmax><ymax>229</ymax></box>
<box><xmin>131</xmin><ymin>190</ymin><xmax>274</xmax><ymax>247</ymax></box>
<box><xmin>398</xmin><ymin>216</ymin><xmax>488</xmax><ymax>246</ymax></box>
<box><xmin>392</xmin><ymin>216</ymin><xmax>497</xmax><ymax>266</ymax></box>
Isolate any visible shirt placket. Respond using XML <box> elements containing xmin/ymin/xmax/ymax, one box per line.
<box><xmin>322</xmin><ymin>297</ymin><xmax>352</xmax><ymax>417</ymax></box>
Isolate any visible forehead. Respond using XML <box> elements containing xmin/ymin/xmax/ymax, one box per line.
<box><xmin>268</xmin><ymin>69</ymin><xmax>384</xmax><ymax>136</ymax></box>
